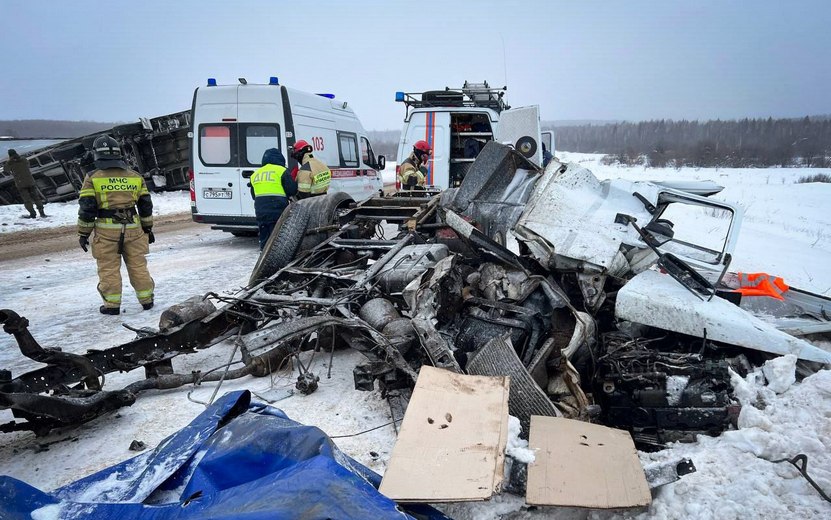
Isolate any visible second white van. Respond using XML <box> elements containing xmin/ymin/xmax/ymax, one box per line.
<box><xmin>394</xmin><ymin>81</ymin><xmax>553</xmax><ymax>190</ymax></box>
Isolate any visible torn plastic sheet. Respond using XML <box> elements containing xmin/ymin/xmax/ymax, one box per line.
<box><xmin>0</xmin><ymin>391</ymin><xmax>446</xmax><ymax>520</ymax></box>
<box><xmin>616</xmin><ymin>270</ymin><xmax>831</xmax><ymax>364</ymax></box>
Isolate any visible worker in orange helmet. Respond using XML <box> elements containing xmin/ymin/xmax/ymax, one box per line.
<box><xmin>290</xmin><ymin>140</ymin><xmax>331</xmax><ymax>199</ymax></box>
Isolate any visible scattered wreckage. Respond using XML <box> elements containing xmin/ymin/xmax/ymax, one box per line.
<box><xmin>2</xmin><ymin>142</ymin><xmax>830</xmax><ymax>453</ymax></box>
<box><xmin>0</xmin><ymin>111</ymin><xmax>191</xmax><ymax>205</ymax></box>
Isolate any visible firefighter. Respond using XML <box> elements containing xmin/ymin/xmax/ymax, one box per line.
<box><xmin>290</xmin><ymin>140</ymin><xmax>331</xmax><ymax>199</ymax></box>
<box><xmin>249</xmin><ymin>148</ymin><xmax>297</xmax><ymax>250</ymax></box>
<box><xmin>6</xmin><ymin>149</ymin><xmax>47</xmax><ymax>218</ymax></box>
<box><xmin>77</xmin><ymin>135</ymin><xmax>155</xmax><ymax>315</ymax></box>
<box><xmin>398</xmin><ymin>140</ymin><xmax>431</xmax><ymax>190</ymax></box>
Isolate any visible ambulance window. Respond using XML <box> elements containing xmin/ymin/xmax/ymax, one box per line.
<box><xmin>199</xmin><ymin>125</ymin><xmax>233</xmax><ymax>166</ymax></box>
<box><xmin>338</xmin><ymin>132</ymin><xmax>359</xmax><ymax>167</ymax></box>
<box><xmin>361</xmin><ymin>137</ymin><xmax>376</xmax><ymax>166</ymax></box>
<box><xmin>244</xmin><ymin>124</ymin><xmax>281</xmax><ymax>166</ymax></box>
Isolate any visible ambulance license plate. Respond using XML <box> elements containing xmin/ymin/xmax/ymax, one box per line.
<box><xmin>203</xmin><ymin>189</ymin><xmax>232</xmax><ymax>199</ymax></box>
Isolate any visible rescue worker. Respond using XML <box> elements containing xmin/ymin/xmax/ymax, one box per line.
<box><xmin>290</xmin><ymin>140</ymin><xmax>331</xmax><ymax>199</ymax></box>
<box><xmin>249</xmin><ymin>148</ymin><xmax>297</xmax><ymax>250</ymax></box>
<box><xmin>6</xmin><ymin>149</ymin><xmax>47</xmax><ymax>218</ymax></box>
<box><xmin>398</xmin><ymin>140</ymin><xmax>431</xmax><ymax>190</ymax></box>
<box><xmin>77</xmin><ymin>135</ymin><xmax>155</xmax><ymax>315</ymax></box>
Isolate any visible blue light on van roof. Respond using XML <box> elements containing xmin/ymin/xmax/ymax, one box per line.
<box><xmin>207</xmin><ymin>78</ymin><xmax>217</xmax><ymax>87</ymax></box>
<box><xmin>395</xmin><ymin>91</ymin><xmax>405</xmax><ymax>102</ymax></box>
<box><xmin>269</xmin><ymin>76</ymin><xmax>279</xmax><ymax>85</ymax></box>
<box><xmin>316</xmin><ymin>93</ymin><xmax>335</xmax><ymax>99</ymax></box>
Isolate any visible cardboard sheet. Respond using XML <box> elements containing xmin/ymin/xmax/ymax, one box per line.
<box><xmin>526</xmin><ymin>416</ymin><xmax>651</xmax><ymax>509</ymax></box>
<box><xmin>379</xmin><ymin>366</ymin><xmax>510</xmax><ymax>502</ymax></box>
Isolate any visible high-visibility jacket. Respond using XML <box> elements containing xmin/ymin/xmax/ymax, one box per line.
<box><xmin>398</xmin><ymin>153</ymin><xmax>425</xmax><ymax>189</ymax></box>
<box><xmin>736</xmin><ymin>272</ymin><xmax>789</xmax><ymax>300</ymax></box>
<box><xmin>296</xmin><ymin>153</ymin><xmax>331</xmax><ymax>197</ymax></box>
<box><xmin>77</xmin><ymin>167</ymin><xmax>153</xmax><ymax>236</ymax></box>
<box><xmin>251</xmin><ymin>164</ymin><xmax>290</xmax><ymax>197</ymax></box>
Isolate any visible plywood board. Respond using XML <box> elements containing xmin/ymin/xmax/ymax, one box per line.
<box><xmin>526</xmin><ymin>416</ymin><xmax>651</xmax><ymax>509</ymax></box>
<box><xmin>379</xmin><ymin>366</ymin><xmax>510</xmax><ymax>502</ymax></box>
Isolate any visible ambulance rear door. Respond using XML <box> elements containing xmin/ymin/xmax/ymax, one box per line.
<box><xmin>237</xmin><ymin>85</ymin><xmax>285</xmax><ymax>217</ymax></box>
<box><xmin>192</xmin><ymin>86</ymin><xmax>241</xmax><ymax>216</ymax></box>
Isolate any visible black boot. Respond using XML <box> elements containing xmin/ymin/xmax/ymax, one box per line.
<box><xmin>99</xmin><ymin>305</ymin><xmax>120</xmax><ymax>315</ymax></box>
<box><xmin>141</xmin><ymin>301</ymin><xmax>154</xmax><ymax>310</ymax></box>
<box><xmin>22</xmin><ymin>212</ymin><xmax>36</xmax><ymax>219</ymax></box>
<box><xmin>38</xmin><ymin>208</ymin><xmax>47</xmax><ymax>218</ymax></box>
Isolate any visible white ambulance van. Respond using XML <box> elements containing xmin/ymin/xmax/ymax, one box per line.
<box><xmin>190</xmin><ymin>77</ymin><xmax>386</xmax><ymax>234</ymax></box>
<box><xmin>394</xmin><ymin>81</ymin><xmax>554</xmax><ymax>190</ymax></box>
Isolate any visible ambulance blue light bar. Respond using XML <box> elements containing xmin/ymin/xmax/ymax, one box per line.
<box><xmin>207</xmin><ymin>78</ymin><xmax>217</xmax><ymax>87</ymax></box>
<box><xmin>395</xmin><ymin>91</ymin><xmax>405</xmax><ymax>102</ymax></box>
<box><xmin>316</xmin><ymin>93</ymin><xmax>335</xmax><ymax>99</ymax></box>
<box><xmin>269</xmin><ymin>76</ymin><xmax>279</xmax><ymax>85</ymax></box>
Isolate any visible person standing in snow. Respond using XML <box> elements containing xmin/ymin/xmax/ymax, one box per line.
<box><xmin>5</xmin><ymin>149</ymin><xmax>47</xmax><ymax>219</ymax></box>
<box><xmin>249</xmin><ymin>148</ymin><xmax>297</xmax><ymax>250</ymax></box>
<box><xmin>397</xmin><ymin>140</ymin><xmax>431</xmax><ymax>190</ymax></box>
<box><xmin>77</xmin><ymin>135</ymin><xmax>155</xmax><ymax>315</ymax></box>
<box><xmin>290</xmin><ymin>140</ymin><xmax>331</xmax><ymax>199</ymax></box>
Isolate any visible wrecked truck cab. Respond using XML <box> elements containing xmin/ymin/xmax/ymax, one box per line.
<box><xmin>513</xmin><ymin>158</ymin><xmax>743</xmax><ymax>283</ymax></box>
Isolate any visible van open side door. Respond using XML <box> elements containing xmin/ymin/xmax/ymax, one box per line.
<box><xmin>495</xmin><ymin>105</ymin><xmax>542</xmax><ymax>167</ymax></box>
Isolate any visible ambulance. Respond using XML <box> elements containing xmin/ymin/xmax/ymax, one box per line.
<box><xmin>394</xmin><ymin>81</ymin><xmax>554</xmax><ymax>190</ymax></box>
<box><xmin>189</xmin><ymin>77</ymin><xmax>385</xmax><ymax>234</ymax></box>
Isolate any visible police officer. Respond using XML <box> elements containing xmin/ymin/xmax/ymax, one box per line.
<box><xmin>249</xmin><ymin>148</ymin><xmax>297</xmax><ymax>250</ymax></box>
<box><xmin>77</xmin><ymin>135</ymin><xmax>155</xmax><ymax>315</ymax></box>
<box><xmin>398</xmin><ymin>140</ymin><xmax>431</xmax><ymax>190</ymax></box>
<box><xmin>290</xmin><ymin>140</ymin><xmax>331</xmax><ymax>199</ymax></box>
<box><xmin>6</xmin><ymin>149</ymin><xmax>46</xmax><ymax>218</ymax></box>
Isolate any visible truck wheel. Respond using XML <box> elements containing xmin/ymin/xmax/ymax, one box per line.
<box><xmin>249</xmin><ymin>199</ymin><xmax>313</xmax><ymax>284</ymax></box>
<box><xmin>298</xmin><ymin>192</ymin><xmax>354</xmax><ymax>253</ymax></box>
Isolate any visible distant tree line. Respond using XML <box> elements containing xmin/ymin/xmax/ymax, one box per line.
<box><xmin>1</xmin><ymin>119</ymin><xmax>118</xmax><ymax>139</ymax></box>
<box><xmin>367</xmin><ymin>130</ymin><xmax>400</xmax><ymax>160</ymax></box>
<box><xmin>550</xmin><ymin>116</ymin><xmax>831</xmax><ymax>168</ymax></box>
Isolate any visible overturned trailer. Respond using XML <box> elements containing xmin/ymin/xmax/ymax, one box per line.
<box><xmin>0</xmin><ymin>110</ymin><xmax>191</xmax><ymax>205</ymax></box>
<box><xmin>2</xmin><ymin>143</ymin><xmax>830</xmax><ymax>450</ymax></box>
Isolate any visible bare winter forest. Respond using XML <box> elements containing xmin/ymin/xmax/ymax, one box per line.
<box><xmin>553</xmin><ymin>116</ymin><xmax>831</xmax><ymax>168</ymax></box>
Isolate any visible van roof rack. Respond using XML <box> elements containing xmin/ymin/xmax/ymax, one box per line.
<box><xmin>395</xmin><ymin>81</ymin><xmax>509</xmax><ymax>117</ymax></box>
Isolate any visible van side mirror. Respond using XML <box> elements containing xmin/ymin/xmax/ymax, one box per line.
<box><xmin>377</xmin><ymin>155</ymin><xmax>386</xmax><ymax>171</ymax></box>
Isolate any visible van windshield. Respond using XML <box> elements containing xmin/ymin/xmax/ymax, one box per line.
<box><xmin>198</xmin><ymin>123</ymin><xmax>282</xmax><ymax>167</ymax></box>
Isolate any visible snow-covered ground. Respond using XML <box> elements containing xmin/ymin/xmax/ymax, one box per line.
<box><xmin>1</xmin><ymin>154</ymin><xmax>830</xmax><ymax>519</ymax></box>
<box><xmin>0</xmin><ymin>191</ymin><xmax>192</xmax><ymax>233</ymax></box>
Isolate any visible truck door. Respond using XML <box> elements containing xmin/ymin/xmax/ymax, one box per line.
<box><xmin>495</xmin><ymin>105</ymin><xmax>542</xmax><ymax>167</ymax></box>
<box><xmin>237</xmin><ymin>86</ymin><xmax>285</xmax><ymax>217</ymax></box>
<box><xmin>402</xmin><ymin>111</ymin><xmax>449</xmax><ymax>188</ymax></box>
<box><xmin>193</xmin><ymin>86</ymin><xmax>241</xmax><ymax>216</ymax></box>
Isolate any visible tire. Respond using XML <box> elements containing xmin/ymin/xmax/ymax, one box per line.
<box><xmin>297</xmin><ymin>192</ymin><xmax>354</xmax><ymax>253</ymax></box>
<box><xmin>249</xmin><ymin>199</ymin><xmax>313</xmax><ymax>284</ymax></box>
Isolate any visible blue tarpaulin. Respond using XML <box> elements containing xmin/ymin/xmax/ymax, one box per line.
<box><xmin>0</xmin><ymin>390</ymin><xmax>447</xmax><ymax>520</ymax></box>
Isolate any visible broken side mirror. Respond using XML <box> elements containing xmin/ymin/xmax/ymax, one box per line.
<box><xmin>377</xmin><ymin>155</ymin><xmax>386</xmax><ymax>171</ymax></box>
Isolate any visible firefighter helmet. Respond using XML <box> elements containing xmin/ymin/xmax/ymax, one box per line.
<box><xmin>414</xmin><ymin>140</ymin><xmax>432</xmax><ymax>154</ymax></box>
<box><xmin>92</xmin><ymin>135</ymin><xmax>123</xmax><ymax>162</ymax></box>
<box><xmin>291</xmin><ymin>140</ymin><xmax>313</xmax><ymax>161</ymax></box>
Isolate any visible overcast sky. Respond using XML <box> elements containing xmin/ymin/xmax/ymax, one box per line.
<box><xmin>2</xmin><ymin>0</ymin><xmax>829</xmax><ymax>130</ymax></box>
